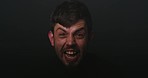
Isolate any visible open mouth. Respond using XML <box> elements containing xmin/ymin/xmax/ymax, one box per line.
<box><xmin>63</xmin><ymin>49</ymin><xmax>80</xmax><ymax>63</ymax></box>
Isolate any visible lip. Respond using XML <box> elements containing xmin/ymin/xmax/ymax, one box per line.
<box><xmin>64</xmin><ymin>50</ymin><xmax>78</xmax><ymax>55</ymax></box>
<box><xmin>65</xmin><ymin>54</ymin><xmax>78</xmax><ymax>62</ymax></box>
<box><xmin>65</xmin><ymin>49</ymin><xmax>76</xmax><ymax>52</ymax></box>
<box><xmin>63</xmin><ymin>50</ymin><xmax>80</xmax><ymax>63</ymax></box>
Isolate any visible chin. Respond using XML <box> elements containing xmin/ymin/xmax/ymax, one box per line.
<box><xmin>62</xmin><ymin>55</ymin><xmax>82</xmax><ymax>67</ymax></box>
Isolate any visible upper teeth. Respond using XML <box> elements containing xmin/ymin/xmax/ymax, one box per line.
<box><xmin>66</xmin><ymin>51</ymin><xmax>76</xmax><ymax>55</ymax></box>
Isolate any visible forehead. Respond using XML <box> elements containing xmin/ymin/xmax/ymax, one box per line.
<box><xmin>54</xmin><ymin>20</ymin><xmax>86</xmax><ymax>32</ymax></box>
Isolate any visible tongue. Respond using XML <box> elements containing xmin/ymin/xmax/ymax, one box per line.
<box><xmin>64</xmin><ymin>53</ymin><xmax>78</xmax><ymax>62</ymax></box>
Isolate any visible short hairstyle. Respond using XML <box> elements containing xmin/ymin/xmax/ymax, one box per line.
<box><xmin>50</xmin><ymin>0</ymin><xmax>92</xmax><ymax>34</ymax></box>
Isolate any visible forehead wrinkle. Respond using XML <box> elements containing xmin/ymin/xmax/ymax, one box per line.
<box><xmin>68</xmin><ymin>20</ymin><xmax>86</xmax><ymax>33</ymax></box>
<box><xmin>69</xmin><ymin>26</ymin><xmax>85</xmax><ymax>34</ymax></box>
<box><xmin>54</xmin><ymin>20</ymin><xmax>86</xmax><ymax>33</ymax></box>
<box><xmin>55</xmin><ymin>23</ymin><xmax>67</xmax><ymax>32</ymax></box>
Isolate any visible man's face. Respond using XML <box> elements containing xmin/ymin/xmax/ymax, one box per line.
<box><xmin>48</xmin><ymin>20</ymin><xmax>89</xmax><ymax>66</ymax></box>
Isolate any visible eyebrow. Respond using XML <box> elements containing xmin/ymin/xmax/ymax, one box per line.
<box><xmin>75</xmin><ymin>27</ymin><xmax>85</xmax><ymax>33</ymax></box>
<box><xmin>56</xmin><ymin>27</ymin><xmax>67</xmax><ymax>32</ymax></box>
<box><xmin>56</xmin><ymin>27</ymin><xmax>85</xmax><ymax>33</ymax></box>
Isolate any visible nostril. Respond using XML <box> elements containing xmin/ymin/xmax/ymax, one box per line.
<box><xmin>66</xmin><ymin>38</ymin><xmax>76</xmax><ymax>47</ymax></box>
<box><xmin>67</xmin><ymin>40</ymin><xmax>76</xmax><ymax>45</ymax></box>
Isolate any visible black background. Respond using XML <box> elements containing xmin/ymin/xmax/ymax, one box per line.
<box><xmin>0</xmin><ymin>0</ymin><xmax>147</xmax><ymax>78</ymax></box>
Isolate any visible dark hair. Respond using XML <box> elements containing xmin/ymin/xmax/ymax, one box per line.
<box><xmin>50</xmin><ymin>0</ymin><xmax>92</xmax><ymax>34</ymax></box>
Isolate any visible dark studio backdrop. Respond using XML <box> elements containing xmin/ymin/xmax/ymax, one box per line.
<box><xmin>0</xmin><ymin>0</ymin><xmax>147</xmax><ymax>78</ymax></box>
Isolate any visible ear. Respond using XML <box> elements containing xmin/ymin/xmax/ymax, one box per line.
<box><xmin>48</xmin><ymin>31</ymin><xmax>54</xmax><ymax>46</ymax></box>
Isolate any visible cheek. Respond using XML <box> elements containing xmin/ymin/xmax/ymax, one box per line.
<box><xmin>54</xmin><ymin>37</ymin><xmax>66</xmax><ymax>50</ymax></box>
<box><xmin>76</xmin><ymin>39</ymin><xmax>87</xmax><ymax>50</ymax></box>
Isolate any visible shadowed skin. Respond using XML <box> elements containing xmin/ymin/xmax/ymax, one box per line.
<box><xmin>48</xmin><ymin>20</ymin><xmax>90</xmax><ymax>67</ymax></box>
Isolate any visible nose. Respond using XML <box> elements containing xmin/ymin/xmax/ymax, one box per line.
<box><xmin>66</xmin><ymin>35</ymin><xmax>76</xmax><ymax>47</ymax></box>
